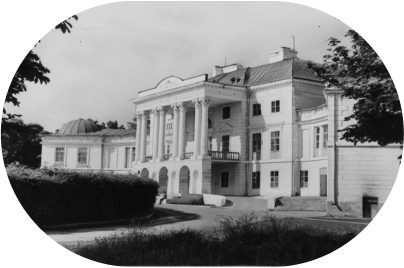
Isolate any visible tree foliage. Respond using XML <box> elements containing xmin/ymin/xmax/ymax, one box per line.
<box><xmin>3</xmin><ymin>16</ymin><xmax>78</xmax><ymax>121</ymax></box>
<box><xmin>87</xmin><ymin>119</ymin><xmax>125</xmax><ymax>130</ymax></box>
<box><xmin>308</xmin><ymin>30</ymin><xmax>402</xmax><ymax>147</ymax></box>
<box><xmin>1</xmin><ymin>119</ymin><xmax>50</xmax><ymax>168</ymax></box>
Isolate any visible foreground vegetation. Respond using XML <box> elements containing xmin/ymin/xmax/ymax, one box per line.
<box><xmin>74</xmin><ymin>213</ymin><xmax>358</xmax><ymax>266</ymax></box>
<box><xmin>7</xmin><ymin>165</ymin><xmax>159</xmax><ymax>228</ymax></box>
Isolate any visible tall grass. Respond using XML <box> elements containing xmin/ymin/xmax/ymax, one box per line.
<box><xmin>74</xmin><ymin>213</ymin><xmax>357</xmax><ymax>266</ymax></box>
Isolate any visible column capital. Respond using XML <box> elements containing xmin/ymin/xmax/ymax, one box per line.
<box><xmin>151</xmin><ymin>108</ymin><xmax>160</xmax><ymax>116</ymax></box>
<box><xmin>199</xmin><ymin>97</ymin><xmax>210</xmax><ymax>107</ymax></box>
<box><xmin>135</xmin><ymin>111</ymin><xmax>143</xmax><ymax>119</ymax></box>
<box><xmin>177</xmin><ymin>102</ymin><xmax>187</xmax><ymax>112</ymax></box>
<box><xmin>157</xmin><ymin>107</ymin><xmax>167</xmax><ymax>115</ymax></box>
<box><xmin>171</xmin><ymin>103</ymin><xmax>179</xmax><ymax>112</ymax></box>
<box><xmin>192</xmin><ymin>98</ymin><xmax>202</xmax><ymax>107</ymax></box>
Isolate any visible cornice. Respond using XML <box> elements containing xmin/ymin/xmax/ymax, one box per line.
<box><xmin>250</xmin><ymin>80</ymin><xmax>293</xmax><ymax>93</ymax></box>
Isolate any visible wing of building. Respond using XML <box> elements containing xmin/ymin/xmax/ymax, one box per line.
<box><xmin>41</xmin><ymin>47</ymin><xmax>400</xmax><ymax>218</ymax></box>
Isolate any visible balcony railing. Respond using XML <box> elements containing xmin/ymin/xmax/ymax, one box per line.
<box><xmin>163</xmin><ymin>154</ymin><xmax>171</xmax><ymax>161</ymax></box>
<box><xmin>208</xmin><ymin>150</ymin><xmax>240</xmax><ymax>161</ymax></box>
<box><xmin>144</xmin><ymin>156</ymin><xmax>152</xmax><ymax>162</ymax></box>
<box><xmin>184</xmin><ymin>152</ymin><xmax>194</xmax><ymax>159</ymax></box>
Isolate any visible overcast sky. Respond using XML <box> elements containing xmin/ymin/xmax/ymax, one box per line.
<box><xmin>3</xmin><ymin>1</ymin><xmax>351</xmax><ymax>132</ymax></box>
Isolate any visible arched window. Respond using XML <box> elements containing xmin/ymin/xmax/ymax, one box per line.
<box><xmin>208</xmin><ymin>117</ymin><xmax>213</xmax><ymax>129</ymax></box>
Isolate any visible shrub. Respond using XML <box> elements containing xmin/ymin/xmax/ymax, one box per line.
<box><xmin>7</xmin><ymin>165</ymin><xmax>159</xmax><ymax>228</ymax></box>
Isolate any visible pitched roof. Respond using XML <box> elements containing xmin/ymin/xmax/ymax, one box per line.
<box><xmin>207</xmin><ymin>58</ymin><xmax>321</xmax><ymax>87</ymax></box>
<box><xmin>84</xmin><ymin>128</ymin><xmax>136</xmax><ymax>137</ymax></box>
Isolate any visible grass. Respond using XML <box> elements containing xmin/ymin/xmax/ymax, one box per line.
<box><xmin>73</xmin><ymin>213</ymin><xmax>359</xmax><ymax>266</ymax></box>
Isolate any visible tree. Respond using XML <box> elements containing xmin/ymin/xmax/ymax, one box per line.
<box><xmin>87</xmin><ymin>118</ymin><xmax>106</xmax><ymax>130</ymax></box>
<box><xmin>308</xmin><ymin>30</ymin><xmax>403</xmax><ymax>148</ymax></box>
<box><xmin>1</xmin><ymin>119</ymin><xmax>50</xmax><ymax>168</ymax></box>
<box><xmin>3</xmin><ymin>16</ymin><xmax>78</xmax><ymax>122</ymax></box>
<box><xmin>87</xmin><ymin>119</ymin><xmax>125</xmax><ymax>130</ymax></box>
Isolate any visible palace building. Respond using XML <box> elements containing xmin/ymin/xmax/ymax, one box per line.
<box><xmin>40</xmin><ymin>47</ymin><xmax>400</xmax><ymax>218</ymax></box>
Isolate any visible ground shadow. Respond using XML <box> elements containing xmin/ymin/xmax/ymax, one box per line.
<box><xmin>223</xmin><ymin>199</ymin><xmax>233</xmax><ymax>207</ymax></box>
<box><xmin>149</xmin><ymin>207</ymin><xmax>201</xmax><ymax>226</ymax></box>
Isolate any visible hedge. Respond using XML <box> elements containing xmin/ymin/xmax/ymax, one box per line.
<box><xmin>6</xmin><ymin>165</ymin><xmax>159</xmax><ymax>228</ymax></box>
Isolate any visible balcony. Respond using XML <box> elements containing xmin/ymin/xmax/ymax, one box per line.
<box><xmin>208</xmin><ymin>150</ymin><xmax>240</xmax><ymax>161</ymax></box>
<box><xmin>184</xmin><ymin>152</ymin><xmax>193</xmax><ymax>159</ymax></box>
<box><xmin>144</xmin><ymin>156</ymin><xmax>152</xmax><ymax>162</ymax></box>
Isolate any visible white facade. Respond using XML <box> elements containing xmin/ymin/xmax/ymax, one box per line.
<box><xmin>41</xmin><ymin>47</ymin><xmax>400</xmax><ymax>217</ymax></box>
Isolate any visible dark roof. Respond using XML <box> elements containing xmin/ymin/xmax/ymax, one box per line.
<box><xmin>207</xmin><ymin>58</ymin><xmax>321</xmax><ymax>87</ymax></box>
<box><xmin>84</xmin><ymin>129</ymin><xmax>137</xmax><ymax>137</ymax></box>
<box><xmin>58</xmin><ymin>119</ymin><xmax>99</xmax><ymax>135</ymax></box>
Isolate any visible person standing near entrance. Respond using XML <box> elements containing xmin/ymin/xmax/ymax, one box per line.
<box><xmin>159</xmin><ymin>191</ymin><xmax>167</xmax><ymax>205</ymax></box>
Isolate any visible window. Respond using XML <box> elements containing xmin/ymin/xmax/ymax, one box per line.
<box><xmin>221</xmin><ymin>172</ymin><xmax>229</xmax><ymax>188</ymax></box>
<box><xmin>252</xmin><ymin>103</ymin><xmax>261</xmax><ymax>116</ymax></box>
<box><xmin>208</xmin><ymin>117</ymin><xmax>213</xmax><ymax>129</ymax></box>
<box><xmin>252</xmin><ymin>133</ymin><xmax>261</xmax><ymax>160</ymax></box>
<box><xmin>77</xmin><ymin>148</ymin><xmax>88</xmax><ymax>167</ymax></box>
<box><xmin>132</xmin><ymin>147</ymin><xmax>136</xmax><ymax>162</ymax></box>
<box><xmin>125</xmin><ymin>147</ymin><xmax>131</xmax><ymax>168</ymax></box>
<box><xmin>300</xmin><ymin>170</ymin><xmax>309</xmax><ymax>188</ymax></box>
<box><xmin>166</xmin><ymin>123</ymin><xmax>172</xmax><ymax>130</ymax></box>
<box><xmin>271</xmin><ymin>131</ymin><xmax>280</xmax><ymax>159</ymax></box>
<box><xmin>323</xmin><ymin>126</ymin><xmax>328</xmax><ymax>148</ymax></box>
<box><xmin>209</xmin><ymin>137</ymin><xmax>212</xmax><ymax>150</ymax></box>
<box><xmin>271</xmin><ymin>100</ymin><xmax>280</xmax><ymax>113</ymax></box>
<box><xmin>222</xmin><ymin>135</ymin><xmax>230</xmax><ymax>153</ymax></box>
<box><xmin>252</xmin><ymin>171</ymin><xmax>261</xmax><ymax>189</ymax></box>
<box><xmin>314</xmin><ymin>127</ymin><xmax>320</xmax><ymax>157</ymax></box>
<box><xmin>55</xmin><ymin>147</ymin><xmax>65</xmax><ymax>163</ymax></box>
<box><xmin>166</xmin><ymin>144</ymin><xmax>171</xmax><ymax>154</ymax></box>
<box><xmin>270</xmin><ymin>171</ymin><xmax>279</xmax><ymax>188</ymax></box>
<box><xmin>222</xmin><ymin>106</ymin><xmax>231</xmax><ymax>120</ymax></box>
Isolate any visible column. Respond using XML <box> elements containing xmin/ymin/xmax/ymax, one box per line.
<box><xmin>171</xmin><ymin>104</ymin><xmax>179</xmax><ymax>159</ymax></box>
<box><xmin>139</xmin><ymin>111</ymin><xmax>149</xmax><ymax>162</ymax></box>
<box><xmin>200</xmin><ymin>97</ymin><xmax>210</xmax><ymax>157</ymax></box>
<box><xmin>192</xmin><ymin>98</ymin><xmax>202</xmax><ymax>158</ymax></box>
<box><xmin>152</xmin><ymin>108</ymin><xmax>160</xmax><ymax>160</ymax></box>
<box><xmin>178</xmin><ymin>102</ymin><xmax>187</xmax><ymax>160</ymax></box>
<box><xmin>157</xmin><ymin>108</ymin><xmax>166</xmax><ymax>160</ymax></box>
<box><xmin>134</xmin><ymin>112</ymin><xmax>142</xmax><ymax>161</ymax></box>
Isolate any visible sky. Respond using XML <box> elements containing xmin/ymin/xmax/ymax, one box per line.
<box><xmin>2</xmin><ymin>1</ymin><xmax>351</xmax><ymax>132</ymax></box>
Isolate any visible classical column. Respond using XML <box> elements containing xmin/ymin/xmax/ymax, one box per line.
<box><xmin>157</xmin><ymin>108</ymin><xmax>167</xmax><ymax>160</ymax></box>
<box><xmin>171</xmin><ymin>104</ymin><xmax>179</xmax><ymax>159</ymax></box>
<box><xmin>139</xmin><ymin>111</ymin><xmax>149</xmax><ymax>162</ymax></box>
<box><xmin>134</xmin><ymin>112</ymin><xmax>142</xmax><ymax>161</ymax></box>
<box><xmin>152</xmin><ymin>108</ymin><xmax>160</xmax><ymax>160</ymax></box>
<box><xmin>192</xmin><ymin>98</ymin><xmax>202</xmax><ymax>157</ymax></box>
<box><xmin>200</xmin><ymin>97</ymin><xmax>210</xmax><ymax>157</ymax></box>
<box><xmin>178</xmin><ymin>102</ymin><xmax>187</xmax><ymax>160</ymax></box>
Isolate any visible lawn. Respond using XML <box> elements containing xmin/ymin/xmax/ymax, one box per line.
<box><xmin>73</xmin><ymin>212</ymin><xmax>360</xmax><ymax>266</ymax></box>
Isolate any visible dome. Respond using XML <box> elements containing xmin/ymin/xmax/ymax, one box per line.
<box><xmin>57</xmin><ymin>119</ymin><xmax>99</xmax><ymax>135</ymax></box>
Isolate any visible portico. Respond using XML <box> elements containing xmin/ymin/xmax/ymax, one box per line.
<box><xmin>131</xmin><ymin>75</ymin><xmax>247</xmax><ymax>195</ymax></box>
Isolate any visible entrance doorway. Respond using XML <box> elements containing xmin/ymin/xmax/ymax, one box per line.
<box><xmin>158</xmin><ymin>167</ymin><xmax>168</xmax><ymax>194</ymax></box>
<box><xmin>320</xmin><ymin>168</ymin><xmax>327</xmax><ymax>197</ymax></box>
<box><xmin>179</xmin><ymin>166</ymin><xmax>190</xmax><ymax>194</ymax></box>
<box><xmin>140</xmin><ymin>168</ymin><xmax>149</xmax><ymax>179</ymax></box>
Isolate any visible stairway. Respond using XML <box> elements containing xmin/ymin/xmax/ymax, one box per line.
<box><xmin>273</xmin><ymin>197</ymin><xmax>326</xmax><ymax>211</ymax></box>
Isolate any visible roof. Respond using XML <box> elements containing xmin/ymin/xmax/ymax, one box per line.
<box><xmin>207</xmin><ymin>58</ymin><xmax>321</xmax><ymax>87</ymax></box>
<box><xmin>57</xmin><ymin>119</ymin><xmax>99</xmax><ymax>135</ymax></box>
<box><xmin>84</xmin><ymin>128</ymin><xmax>137</xmax><ymax>137</ymax></box>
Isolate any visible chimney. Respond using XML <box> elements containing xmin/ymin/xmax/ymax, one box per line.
<box><xmin>213</xmin><ymin>63</ymin><xmax>243</xmax><ymax>77</ymax></box>
<box><xmin>269</xmin><ymin>47</ymin><xmax>298</xmax><ymax>63</ymax></box>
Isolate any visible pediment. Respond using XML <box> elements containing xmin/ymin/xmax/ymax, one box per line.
<box><xmin>217</xmin><ymin>123</ymin><xmax>233</xmax><ymax>132</ymax></box>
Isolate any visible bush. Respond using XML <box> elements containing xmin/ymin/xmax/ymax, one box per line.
<box><xmin>7</xmin><ymin>165</ymin><xmax>159</xmax><ymax>228</ymax></box>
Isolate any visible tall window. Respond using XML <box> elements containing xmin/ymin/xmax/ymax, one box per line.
<box><xmin>252</xmin><ymin>133</ymin><xmax>261</xmax><ymax>160</ymax></box>
<box><xmin>222</xmin><ymin>106</ymin><xmax>231</xmax><ymax>120</ymax></box>
<box><xmin>132</xmin><ymin>147</ymin><xmax>136</xmax><ymax>162</ymax></box>
<box><xmin>77</xmin><ymin>148</ymin><xmax>88</xmax><ymax>167</ymax></box>
<box><xmin>221</xmin><ymin>172</ymin><xmax>229</xmax><ymax>188</ymax></box>
<box><xmin>271</xmin><ymin>131</ymin><xmax>280</xmax><ymax>159</ymax></box>
<box><xmin>252</xmin><ymin>103</ymin><xmax>261</xmax><ymax>116</ymax></box>
<box><xmin>222</xmin><ymin>135</ymin><xmax>230</xmax><ymax>153</ymax></box>
<box><xmin>209</xmin><ymin>137</ymin><xmax>212</xmax><ymax>150</ymax></box>
<box><xmin>55</xmin><ymin>147</ymin><xmax>65</xmax><ymax>164</ymax></box>
<box><xmin>252</xmin><ymin>171</ymin><xmax>261</xmax><ymax>189</ymax></box>
<box><xmin>125</xmin><ymin>147</ymin><xmax>131</xmax><ymax>168</ymax></box>
<box><xmin>270</xmin><ymin>171</ymin><xmax>279</xmax><ymax>188</ymax></box>
<box><xmin>271</xmin><ymin>100</ymin><xmax>280</xmax><ymax>113</ymax></box>
<box><xmin>323</xmin><ymin>126</ymin><xmax>328</xmax><ymax>156</ymax></box>
<box><xmin>314</xmin><ymin>127</ymin><xmax>320</xmax><ymax>157</ymax></box>
<box><xmin>166</xmin><ymin>144</ymin><xmax>171</xmax><ymax>154</ymax></box>
<box><xmin>300</xmin><ymin>170</ymin><xmax>309</xmax><ymax>188</ymax></box>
